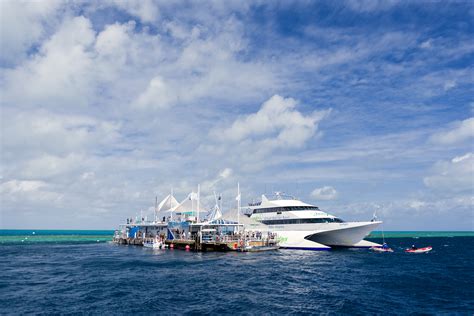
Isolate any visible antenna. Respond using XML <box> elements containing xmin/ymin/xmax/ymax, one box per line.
<box><xmin>237</xmin><ymin>182</ymin><xmax>241</xmax><ymax>227</ymax></box>
<box><xmin>155</xmin><ymin>196</ymin><xmax>158</xmax><ymax>223</ymax></box>
<box><xmin>197</xmin><ymin>184</ymin><xmax>200</xmax><ymax>223</ymax></box>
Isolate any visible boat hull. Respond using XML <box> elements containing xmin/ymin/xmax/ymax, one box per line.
<box><xmin>371</xmin><ymin>246</ymin><xmax>394</xmax><ymax>253</ymax></box>
<box><xmin>405</xmin><ymin>246</ymin><xmax>432</xmax><ymax>253</ymax></box>
<box><xmin>269</xmin><ymin>221</ymin><xmax>381</xmax><ymax>250</ymax></box>
<box><xmin>304</xmin><ymin>221</ymin><xmax>381</xmax><ymax>247</ymax></box>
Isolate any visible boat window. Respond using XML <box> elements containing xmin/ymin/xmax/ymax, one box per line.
<box><xmin>259</xmin><ymin>218</ymin><xmax>344</xmax><ymax>225</ymax></box>
<box><xmin>252</xmin><ymin>206</ymin><xmax>320</xmax><ymax>214</ymax></box>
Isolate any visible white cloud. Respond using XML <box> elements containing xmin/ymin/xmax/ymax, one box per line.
<box><xmin>3</xmin><ymin>16</ymin><xmax>96</xmax><ymax>107</ymax></box>
<box><xmin>200</xmin><ymin>168</ymin><xmax>234</xmax><ymax>193</ymax></box>
<box><xmin>2</xmin><ymin>109</ymin><xmax>121</xmax><ymax>158</ymax></box>
<box><xmin>1</xmin><ymin>2</ymin><xmax>472</xmax><ymax>229</ymax></box>
<box><xmin>419</xmin><ymin>39</ymin><xmax>432</xmax><ymax>49</ymax></box>
<box><xmin>443</xmin><ymin>80</ymin><xmax>457</xmax><ymax>91</ymax></box>
<box><xmin>110</xmin><ymin>0</ymin><xmax>159</xmax><ymax>23</ymax></box>
<box><xmin>95</xmin><ymin>22</ymin><xmax>134</xmax><ymax>62</ymax></box>
<box><xmin>408</xmin><ymin>200</ymin><xmax>427</xmax><ymax>210</ymax></box>
<box><xmin>424</xmin><ymin>153</ymin><xmax>474</xmax><ymax>193</ymax></box>
<box><xmin>345</xmin><ymin>0</ymin><xmax>399</xmax><ymax>12</ymax></box>
<box><xmin>0</xmin><ymin>180</ymin><xmax>46</xmax><ymax>193</ymax></box>
<box><xmin>0</xmin><ymin>179</ymin><xmax>63</xmax><ymax>205</ymax></box>
<box><xmin>219</xmin><ymin>168</ymin><xmax>233</xmax><ymax>179</ymax></box>
<box><xmin>0</xmin><ymin>0</ymin><xmax>63</xmax><ymax>65</ymax></box>
<box><xmin>81</xmin><ymin>172</ymin><xmax>95</xmax><ymax>181</ymax></box>
<box><xmin>21</xmin><ymin>154</ymin><xmax>85</xmax><ymax>179</ymax></box>
<box><xmin>311</xmin><ymin>186</ymin><xmax>338</xmax><ymax>200</ymax></box>
<box><xmin>133</xmin><ymin>76</ymin><xmax>178</xmax><ymax>109</ymax></box>
<box><xmin>430</xmin><ymin>117</ymin><xmax>474</xmax><ymax>145</ymax></box>
<box><xmin>216</xmin><ymin>95</ymin><xmax>330</xmax><ymax>150</ymax></box>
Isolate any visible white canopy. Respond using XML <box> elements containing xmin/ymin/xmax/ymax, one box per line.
<box><xmin>157</xmin><ymin>194</ymin><xmax>179</xmax><ymax>212</ymax></box>
<box><xmin>221</xmin><ymin>209</ymin><xmax>270</xmax><ymax>231</ymax></box>
<box><xmin>169</xmin><ymin>192</ymin><xmax>205</xmax><ymax>214</ymax></box>
<box><xmin>208</xmin><ymin>205</ymin><xmax>222</xmax><ymax>221</ymax></box>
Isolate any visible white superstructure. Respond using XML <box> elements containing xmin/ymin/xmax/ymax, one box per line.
<box><xmin>244</xmin><ymin>193</ymin><xmax>381</xmax><ymax>250</ymax></box>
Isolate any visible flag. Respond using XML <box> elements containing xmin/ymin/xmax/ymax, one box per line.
<box><xmin>235</xmin><ymin>193</ymin><xmax>241</xmax><ymax>201</ymax></box>
<box><xmin>189</xmin><ymin>192</ymin><xmax>198</xmax><ymax>200</ymax></box>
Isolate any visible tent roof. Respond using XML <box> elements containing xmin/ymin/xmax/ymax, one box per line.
<box><xmin>157</xmin><ymin>194</ymin><xmax>179</xmax><ymax>212</ymax></box>
<box><xmin>221</xmin><ymin>209</ymin><xmax>270</xmax><ymax>231</ymax></box>
<box><xmin>169</xmin><ymin>193</ymin><xmax>206</xmax><ymax>214</ymax></box>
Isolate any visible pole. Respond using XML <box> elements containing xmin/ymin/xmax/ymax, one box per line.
<box><xmin>197</xmin><ymin>184</ymin><xmax>200</xmax><ymax>223</ymax></box>
<box><xmin>170</xmin><ymin>187</ymin><xmax>173</xmax><ymax>222</ymax></box>
<box><xmin>237</xmin><ymin>182</ymin><xmax>240</xmax><ymax>228</ymax></box>
<box><xmin>155</xmin><ymin>196</ymin><xmax>158</xmax><ymax>223</ymax></box>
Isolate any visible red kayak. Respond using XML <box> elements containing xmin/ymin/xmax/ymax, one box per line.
<box><xmin>405</xmin><ymin>246</ymin><xmax>432</xmax><ymax>253</ymax></box>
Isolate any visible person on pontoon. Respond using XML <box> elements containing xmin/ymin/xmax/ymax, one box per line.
<box><xmin>382</xmin><ymin>242</ymin><xmax>389</xmax><ymax>249</ymax></box>
<box><xmin>411</xmin><ymin>244</ymin><xmax>417</xmax><ymax>250</ymax></box>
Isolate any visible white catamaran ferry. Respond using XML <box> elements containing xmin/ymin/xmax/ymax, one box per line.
<box><xmin>244</xmin><ymin>193</ymin><xmax>381</xmax><ymax>250</ymax></box>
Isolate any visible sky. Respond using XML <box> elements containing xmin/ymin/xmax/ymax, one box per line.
<box><xmin>0</xmin><ymin>0</ymin><xmax>473</xmax><ymax>230</ymax></box>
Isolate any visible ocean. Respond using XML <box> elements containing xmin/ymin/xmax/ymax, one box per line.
<box><xmin>1</xmin><ymin>230</ymin><xmax>473</xmax><ymax>314</ymax></box>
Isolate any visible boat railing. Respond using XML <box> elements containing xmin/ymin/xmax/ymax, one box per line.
<box><xmin>201</xmin><ymin>234</ymin><xmax>241</xmax><ymax>243</ymax></box>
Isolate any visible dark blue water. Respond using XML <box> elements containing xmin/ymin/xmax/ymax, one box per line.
<box><xmin>1</xmin><ymin>237</ymin><xmax>472</xmax><ymax>314</ymax></box>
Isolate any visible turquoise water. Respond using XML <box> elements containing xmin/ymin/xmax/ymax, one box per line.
<box><xmin>1</xmin><ymin>230</ymin><xmax>472</xmax><ymax>244</ymax></box>
<box><xmin>0</xmin><ymin>230</ymin><xmax>114</xmax><ymax>244</ymax></box>
<box><xmin>367</xmin><ymin>231</ymin><xmax>474</xmax><ymax>238</ymax></box>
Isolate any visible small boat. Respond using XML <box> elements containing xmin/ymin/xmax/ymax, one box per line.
<box><xmin>371</xmin><ymin>225</ymin><xmax>393</xmax><ymax>252</ymax></box>
<box><xmin>371</xmin><ymin>246</ymin><xmax>393</xmax><ymax>253</ymax></box>
<box><xmin>405</xmin><ymin>246</ymin><xmax>432</xmax><ymax>253</ymax></box>
<box><xmin>143</xmin><ymin>239</ymin><xmax>166</xmax><ymax>249</ymax></box>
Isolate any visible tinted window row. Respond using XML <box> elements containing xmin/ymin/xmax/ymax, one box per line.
<box><xmin>252</xmin><ymin>206</ymin><xmax>319</xmax><ymax>214</ymax></box>
<box><xmin>260</xmin><ymin>218</ymin><xmax>344</xmax><ymax>225</ymax></box>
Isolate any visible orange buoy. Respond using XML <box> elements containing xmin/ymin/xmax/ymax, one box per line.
<box><xmin>185</xmin><ymin>244</ymin><xmax>190</xmax><ymax>251</ymax></box>
<box><xmin>170</xmin><ymin>243</ymin><xmax>174</xmax><ymax>249</ymax></box>
<box><xmin>234</xmin><ymin>243</ymin><xmax>238</xmax><ymax>249</ymax></box>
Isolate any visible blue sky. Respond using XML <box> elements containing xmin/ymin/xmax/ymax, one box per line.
<box><xmin>1</xmin><ymin>1</ymin><xmax>473</xmax><ymax>230</ymax></box>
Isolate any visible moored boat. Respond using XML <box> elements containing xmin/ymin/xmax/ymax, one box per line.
<box><xmin>371</xmin><ymin>246</ymin><xmax>394</xmax><ymax>253</ymax></box>
<box><xmin>244</xmin><ymin>192</ymin><xmax>381</xmax><ymax>250</ymax></box>
<box><xmin>143</xmin><ymin>238</ymin><xmax>166</xmax><ymax>249</ymax></box>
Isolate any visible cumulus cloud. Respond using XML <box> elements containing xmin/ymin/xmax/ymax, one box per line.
<box><xmin>430</xmin><ymin>117</ymin><xmax>474</xmax><ymax>145</ymax></box>
<box><xmin>3</xmin><ymin>16</ymin><xmax>96</xmax><ymax>107</ymax></box>
<box><xmin>110</xmin><ymin>0</ymin><xmax>160</xmax><ymax>23</ymax></box>
<box><xmin>21</xmin><ymin>154</ymin><xmax>85</xmax><ymax>179</ymax></box>
<box><xmin>0</xmin><ymin>0</ymin><xmax>63</xmax><ymax>65</ymax></box>
<box><xmin>0</xmin><ymin>179</ymin><xmax>63</xmax><ymax>205</ymax></box>
<box><xmin>216</xmin><ymin>95</ymin><xmax>330</xmax><ymax>150</ymax></box>
<box><xmin>133</xmin><ymin>76</ymin><xmax>178</xmax><ymax>109</ymax></box>
<box><xmin>424</xmin><ymin>153</ymin><xmax>474</xmax><ymax>193</ymax></box>
<box><xmin>1</xmin><ymin>109</ymin><xmax>121</xmax><ymax>158</ymax></box>
<box><xmin>1</xmin><ymin>1</ymin><xmax>472</xmax><ymax>229</ymax></box>
<box><xmin>0</xmin><ymin>180</ymin><xmax>46</xmax><ymax>193</ymax></box>
<box><xmin>311</xmin><ymin>186</ymin><xmax>338</xmax><ymax>200</ymax></box>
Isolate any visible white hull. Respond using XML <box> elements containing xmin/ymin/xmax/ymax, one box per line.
<box><xmin>143</xmin><ymin>241</ymin><xmax>165</xmax><ymax>249</ymax></box>
<box><xmin>245</xmin><ymin>193</ymin><xmax>381</xmax><ymax>251</ymax></box>
<box><xmin>271</xmin><ymin>221</ymin><xmax>381</xmax><ymax>250</ymax></box>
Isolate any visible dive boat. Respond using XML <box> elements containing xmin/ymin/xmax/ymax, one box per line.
<box><xmin>243</xmin><ymin>193</ymin><xmax>381</xmax><ymax>250</ymax></box>
<box><xmin>405</xmin><ymin>246</ymin><xmax>432</xmax><ymax>253</ymax></box>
